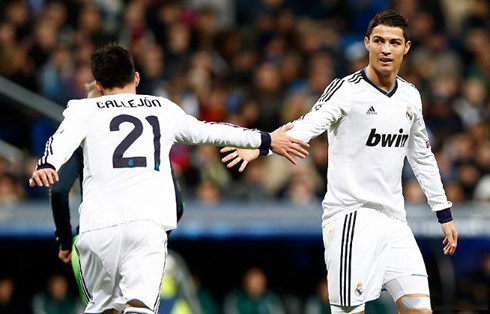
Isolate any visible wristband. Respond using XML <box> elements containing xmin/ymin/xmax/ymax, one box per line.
<box><xmin>259</xmin><ymin>132</ymin><xmax>271</xmax><ymax>156</ymax></box>
<box><xmin>436</xmin><ymin>208</ymin><xmax>453</xmax><ymax>224</ymax></box>
<box><xmin>37</xmin><ymin>163</ymin><xmax>56</xmax><ymax>171</ymax></box>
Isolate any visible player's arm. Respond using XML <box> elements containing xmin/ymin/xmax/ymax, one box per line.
<box><xmin>50</xmin><ymin>147</ymin><xmax>83</xmax><ymax>263</ymax></box>
<box><xmin>171</xmin><ymin>166</ymin><xmax>184</xmax><ymax>223</ymax></box>
<box><xmin>222</xmin><ymin>78</ymin><xmax>350</xmax><ymax>171</ymax></box>
<box><xmin>406</xmin><ymin>95</ymin><xmax>457</xmax><ymax>256</ymax></box>
<box><xmin>30</xmin><ymin>101</ymin><xmax>88</xmax><ymax>188</ymax></box>
<box><xmin>170</xmin><ymin>103</ymin><xmax>309</xmax><ymax>163</ymax></box>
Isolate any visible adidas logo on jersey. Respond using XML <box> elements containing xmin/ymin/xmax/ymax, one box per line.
<box><xmin>366</xmin><ymin>128</ymin><xmax>408</xmax><ymax>147</ymax></box>
<box><xmin>366</xmin><ymin>106</ymin><xmax>377</xmax><ymax>115</ymax></box>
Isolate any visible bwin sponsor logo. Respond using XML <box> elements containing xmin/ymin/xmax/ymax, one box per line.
<box><xmin>366</xmin><ymin>128</ymin><xmax>409</xmax><ymax>147</ymax></box>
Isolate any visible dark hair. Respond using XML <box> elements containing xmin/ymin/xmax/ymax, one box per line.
<box><xmin>90</xmin><ymin>44</ymin><xmax>135</xmax><ymax>89</ymax></box>
<box><xmin>366</xmin><ymin>9</ymin><xmax>410</xmax><ymax>42</ymax></box>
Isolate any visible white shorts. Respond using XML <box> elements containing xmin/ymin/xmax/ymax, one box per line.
<box><xmin>75</xmin><ymin>220</ymin><xmax>168</xmax><ymax>313</ymax></box>
<box><xmin>322</xmin><ymin>208</ymin><xmax>429</xmax><ymax>308</ymax></box>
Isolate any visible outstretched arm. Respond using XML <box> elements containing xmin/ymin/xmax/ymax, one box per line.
<box><xmin>221</xmin><ymin>79</ymin><xmax>349</xmax><ymax>171</ymax></box>
<box><xmin>221</xmin><ymin>124</ymin><xmax>310</xmax><ymax>171</ymax></box>
<box><xmin>171</xmin><ymin>104</ymin><xmax>309</xmax><ymax>162</ymax></box>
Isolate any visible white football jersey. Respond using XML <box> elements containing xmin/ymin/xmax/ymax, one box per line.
<box><xmin>286</xmin><ymin>69</ymin><xmax>452</xmax><ymax>223</ymax></box>
<box><xmin>38</xmin><ymin>94</ymin><xmax>267</xmax><ymax>232</ymax></box>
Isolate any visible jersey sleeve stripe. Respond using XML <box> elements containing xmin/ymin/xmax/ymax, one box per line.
<box><xmin>324</xmin><ymin>80</ymin><xmax>345</xmax><ymax>102</ymax></box>
<box><xmin>40</xmin><ymin>136</ymin><xmax>54</xmax><ymax>165</ymax></box>
<box><xmin>318</xmin><ymin>78</ymin><xmax>340</xmax><ymax>103</ymax></box>
<box><xmin>347</xmin><ymin>71</ymin><xmax>362</xmax><ymax>82</ymax></box>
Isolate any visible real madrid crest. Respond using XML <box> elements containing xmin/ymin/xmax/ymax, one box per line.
<box><xmin>406</xmin><ymin>104</ymin><xmax>413</xmax><ymax>122</ymax></box>
<box><xmin>355</xmin><ymin>282</ymin><xmax>363</xmax><ymax>297</ymax></box>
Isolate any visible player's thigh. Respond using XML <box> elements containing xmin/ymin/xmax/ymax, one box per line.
<box><xmin>383</xmin><ymin>221</ymin><xmax>428</xmax><ymax>293</ymax></box>
<box><xmin>75</xmin><ymin>229</ymin><xmax>124</xmax><ymax>313</ymax></box>
<box><xmin>119</xmin><ymin>220</ymin><xmax>168</xmax><ymax>312</ymax></box>
<box><xmin>323</xmin><ymin>208</ymin><xmax>391</xmax><ymax>309</ymax></box>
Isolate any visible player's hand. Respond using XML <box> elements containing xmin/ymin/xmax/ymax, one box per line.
<box><xmin>441</xmin><ymin>221</ymin><xmax>458</xmax><ymax>256</ymax></box>
<box><xmin>29</xmin><ymin>168</ymin><xmax>59</xmax><ymax>188</ymax></box>
<box><xmin>221</xmin><ymin>147</ymin><xmax>260</xmax><ymax>172</ymax></box>
<box><xmin>270</xmin><ymin>124</ymin><xmax>309</xmax><ymax>165</ymax></box>
<box><xmin>58</xmin><ymin>249</ymin><xmax>72</xmax><ymax>264</ymax></box>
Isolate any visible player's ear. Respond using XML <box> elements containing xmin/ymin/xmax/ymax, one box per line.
<box><xmin>95</xmin><ymin>81</ymin><xmax>104</xmax><ymax>95</ymax></box>
<box><xmin>404</xmin><ymin>40</ymin><xmax>411</xmax><ymax>55</ymax></box>
<box><xmin>134</xmin><ymin>71</ymin><xmax>140</xmax><ymax>87</ymax></box>
<box><xmin>364</xmin><ymin>36</ymin><xmax>370</xmax><ymax>51</ymax></box>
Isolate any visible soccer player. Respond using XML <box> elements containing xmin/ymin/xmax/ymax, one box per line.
<box><xmin>29</xmin><ymin>44</ymin><xmax>309</xmax><ymax>314</ymax></box>
<box><xmin>221</xmin><ymin>10</ymin><xmax>457</xmax><ymax>314</ymax></box>
<box><xmin>50</xmin><ymin>81</ymin><xmax>185</xmax><ymax>305</ymax></box>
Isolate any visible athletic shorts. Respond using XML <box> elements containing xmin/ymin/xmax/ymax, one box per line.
<box><xmin>322</xmin><ymin>207</ymin><xmax>428</xmax><ymax>308</ymax></box>
<box><xmin>75</xmin><ymin>220</ymin><xmax>168</xmax><ymax>313</ymax></box>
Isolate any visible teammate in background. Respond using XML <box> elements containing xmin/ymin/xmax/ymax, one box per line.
<box><xmin>222</xmin><ymin>10</ymin><xmax>457</xmax><ymax>314</ymax></box>
<box><xmin>30</xmin><ymin>44</ymin><xmax>309</xmax><ymax>314</ymax></box>
<box><xmin>50</xmin><ymin>81</ymin><xmax>190</xmax><ymax>310</ymax></box>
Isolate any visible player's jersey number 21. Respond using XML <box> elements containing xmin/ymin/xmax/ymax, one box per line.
<box><xmin>110</xmin><ymin>114</ymin><xmax>161</xmax><ymax>171</ymax></box>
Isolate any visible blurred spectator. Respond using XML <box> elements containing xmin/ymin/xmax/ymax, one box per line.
<box><xmin>0</xmin><ymin>172</ymin><xmax>24</xmax><ymax>206</ymax></box>
<box><xmin>193</xmin><ymin>276</ymin><xmax>220</xmax><ymax>314</ymax></box>
<box><xmin>159</xmin><ymin>251</ymin><xmax>203</xmax><ymax>314</ymax></box>
<box><xmin>282</xmin><ymin>167</ymin><xmax>319</xmax><ymax>206</ymax></box>
<box><xmin>223</xmin><ymin>267</ymin><xmax>285</xmax><ymax>314</ymax></box>
<box><xmin>304</xmin><ymin>280</ymin><xmax>331</xmax><ymax>314</ymax></box>
<box><xmin>457</xmin><ymin>251</ymin><xmax>490</xmax><ymax>310</ymax></box>
<box><xmin>0</xmin><ymin>276</ymin><xmax>31</xmax><ymax>314</ymax></box>
<box><xmin>165</xmin><ymin>23</ymin><xmax>192</xmax><ymax>77</ymax></box>
<box><xmin>31</xmin><ymin>274</ymin><xmax>81</xmax><ymax>314</ymax></box>
<box><xmin>253</xmin><ymin>63</ymin><xmax>284</xmax><ymax>131</ymax></box>
<box><xmin>403</xmin><ymin>179</ymin><xmax>426</xmax><ymax>205</ymax></box>
<box><xmin>196</xmin><ymin>180</ymin><xmax>221</xmax><ymax>205</ymax></box>
<box><xmin>452</xmin><ymin>78</ymin><xmax>487</xmax><ymax>129</ymax></box>
<box><xmin>0</xmin><ymin>155</ymin><xmax>25</xmax><ymax>210</ymax></box>
<box><xmin>226</xmin><ymin>159</ymin><xmax>269</xmax><ymax>201</ymax></box>
<box><xmin>473</xmin><ymin>175</ymin><xmax>490</xmax><ymax>202</ymax></box>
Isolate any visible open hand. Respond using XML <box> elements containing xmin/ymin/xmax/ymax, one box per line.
<box><xmin>441</xmin><ymin>221</ymin><xmax>458</xmax><ymax>256</ymax></box>
<box><xmin>221</xmin><ymin>147</ymin><xmax>259</xmax><ymax>172</ymax></box>
<box><xmin>29</xmin><ymin>168</ymin><xmax>59</xmax><ymax>188</ymax></box>
<box><xmin>270</xmin><ymin>124</ymin><xmax>309</xmax><ymax>165</ymax></box>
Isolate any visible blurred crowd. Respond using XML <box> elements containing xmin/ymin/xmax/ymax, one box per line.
<box><xmin>2</xmin><ymin>254</ymin><xmax>490</xmax><ymax>314</ymax></box>
<box><xmin>0</xmin><ymin>0</ymin><xmax>489</xmax><ymax>207</ymax></box>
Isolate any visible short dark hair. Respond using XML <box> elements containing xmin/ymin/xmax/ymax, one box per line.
<box><xmin>366</xmin><ymin>9</ymin><xmax>410</xmax><ymax>42</ymax></box>
<box><xmin>90</xmin><ymin>44</ymin><xmax>135</xmax><ymax>89</ymax></box>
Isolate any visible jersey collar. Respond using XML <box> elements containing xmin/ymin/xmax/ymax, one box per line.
<box><xmin>361</xmin><ymin>68</ymin><xmax>398</xmax><ymax>98</ymax></box>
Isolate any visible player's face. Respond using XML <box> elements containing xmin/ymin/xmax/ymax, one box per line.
<box><xmin>364</xmin><ymin>25</ymin><xmax>411</xmax><ymax>76</ymax></box>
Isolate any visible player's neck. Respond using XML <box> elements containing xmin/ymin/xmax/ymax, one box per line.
<box><xmin>365</xmin><ymin>65</ymin><xmax>397</xmax><ymax>92</ymax></box>
<box><xmin>101</xmin><ymin>85</ymin><xmax>137</xmax><ymax>95</ymax></box>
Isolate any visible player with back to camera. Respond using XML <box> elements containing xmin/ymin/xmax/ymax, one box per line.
<box><xmin>50</xmin><ymin>81</ymin><xmax>188</xmax><ymax>308</ymax></box>
<box><xmin>222</xmin><ymin>9</ymin><xmax>458</xmax><ymax>314</ymax></box>
<box><xmin>30</xmin><ymin>44</ymin><xmax>309</xmax><ymax>314</ymax></box>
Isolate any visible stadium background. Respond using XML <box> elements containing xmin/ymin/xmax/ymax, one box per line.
<box><xmin>0</xmin><ymin>0</ymin><xmax>489</xmax><ymax>313</ymax></box>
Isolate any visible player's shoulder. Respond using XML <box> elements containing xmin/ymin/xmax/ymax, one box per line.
<box><xmin>343</xmin><ymin>69</ymin><xmax>364</xmax><ymax>85</ymax></box>
<box><xmin>136</xmin><ymin>94</ymin><xmax>178</xmax><ymax>107</ymax></box>
<box><xmin>317</xmin><ymin>71</ymin><xmax>360</xmax><ymax>103</ymax></box>
<box><xmin>64</xmin><ymin>98</ymin><xmax>94</xmax><ymax>117</ymax></box>
<box><xmin>396</xmin><ymin>75</ymin><xmax>419</xmax><ymax>95</ymax></box>
<box><xmin>67</xmin><ymin>97</ymin><xmax>91</xmax><ymax>107</ymax></box>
